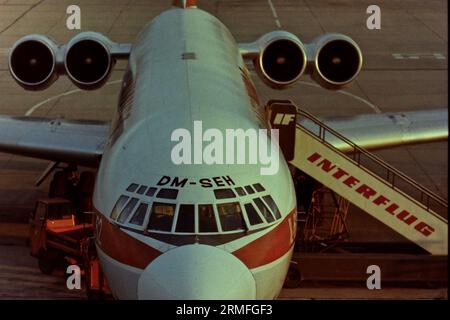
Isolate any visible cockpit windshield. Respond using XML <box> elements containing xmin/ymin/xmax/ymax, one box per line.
<box><xmin>118</xmin><ymin>198</ymin><xmax>139</xmax><ymax>223</ymax></box>
<box><xmin>111</xmin><ymin>182</ymin><xmax>284</xmax><ymax>235</ymax></box>
<box><xmin>176</xmin><ymin>204</ymin><xmax>195</xmax><ymax>232</ymax></box>
<box><xmin>217</xmin><ymin>202</ymin><xmax>245</xmax><ymax>231</ymax></box>
<box><xmin>198</xmin><ymin>204</ymin><xmax>218</xmax><ymax>232</ymax></box>
<box><xmin>253</xmin><ymin>198</ymin><xmax>275</xmax><ymax>223</ymax></box>
<box><xmin>130</xmin><ymin>203</ymin><xmax>149</xmax><ymax>225</ymax></box>
<box><xmin>147</xmin><ymin>202</ymin><xmax>176</xmax><ymax>231</ymax></box>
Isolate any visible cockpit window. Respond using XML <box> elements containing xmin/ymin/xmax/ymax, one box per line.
<box><xmin>129</xmin><ymin>203</ymin><xmax>148</xmax><ymax>225</ymax></box>
<box><xmin>253</xmin><ymin>183</ymin><xmax>265</xmax><ymax>192</ymax></box>
<box><xmin>156</xmin><ymin>188</ymin><xmax>178</xmax><ymax>200</ymax></box>
<box><xmin>244</xmin><ymin>203</ymin><xmax>263</xmax><ymax>225</ymax></box>
<box><xmin>235</xmin><ymin>187</ymin><xmax>246</xmax><ymax>196</ymax></box>
<box><xmin>198</xmin><ymin>204</ymin><xmax>218</xmax><ymax>232</ymax></box>
<box><xmin>111</xmin><ymin>195</ymin><xmax>129</xmax><ymax>220</ymax></box>
<box><xmin>217</xmin><ymin>202</ymin><xmax>245</xmax><ymax>231</ymax></box>
<box><xmin>137</xmin><ymin>185</ymin><xmax>148</xmax><ymax>195</ymax></box>
<box><xmin>113</xmin><ymin>181</ymin><xmax>276</xmax><ymax>235</ymax></box>
<box><xmin>118</xmin><ymin>198</ymin><xmax>139</xmax><ymax>223</ymax></box>
<box><xmin>253</xmin><ymin>198</ymin><xmax>275</xmax><ymax>223</ymax></box>
<box><xmin>126</xmin><ymin>183</ymin><xmax>139</xmax><ymax>192</ymax></box>
<box><xmin>145</xmin><ymin>187</ymin><xmax>157</xmax><ymax>197</ymax></box>
<box><xmin>148</xmin><ymin>202</ymin><xmax>175</xmax><ymax>231</ymax></box>
<box><xmin>175</xmin><ymin>204</ymin><xmax>195</xmax><ymax>233</ymax></box>
<box><xmin>214</xmin><ymin>188</ymin><xmax>236</xmax><ymax>200</ymax></box>
<box><xmin>244</xmin><ymin>185</ymin><xmax>255</xmax><ymax>194</ymax></box>
<box><xmin>262</xmin><ymin>195</ymin><xmax>281</xmax><ymax>219</ymax></box>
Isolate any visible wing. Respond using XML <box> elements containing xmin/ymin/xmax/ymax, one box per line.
<box><xmin>0</xmin><ymin>109</ymin><xmax>446</xmax><ymax>167</ymax></box>
<box><xmin>0</xmin><ymin>116</ymin><xmax>110</xmax><ymax>167</ymax></box>
<box><xmin>298</xmin><ymin>108</ymin><xmax>448</xmax><ymax>152</ymax></box>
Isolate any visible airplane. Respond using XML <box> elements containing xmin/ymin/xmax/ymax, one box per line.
<box><xmin>0</xmin><ymin>0</ymin><xmax>447</xmax><ymax>299</ymax></box>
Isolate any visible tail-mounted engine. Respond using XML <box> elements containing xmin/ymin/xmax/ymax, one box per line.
<box><xmin>9</xmin><ymin>32</ymin><xmax>131</xmax><ymax>91</ymax></box>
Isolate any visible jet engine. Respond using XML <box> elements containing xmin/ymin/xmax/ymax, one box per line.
<box><xmin>307</xmin><ymin>33</ymin><xmax>363</xmax><ymax>90</ymax></box>
<box><xmin>250</xmin><ymin>31</ymin><xmax>307</xmax><ymax>89</ymax></box>
<box><xmin>241</xmin><ymin>32</ymin><xmax>363</xmax><ymax>91</ymax></box>
<box><xmin>64</xmin><ymin>32</ymin><xmax>115</xmax><ymax>90</ymax></box>
<box><xmin>9</xmin><ymin>32</ymin><xmax>130</xmax><ymax>91</ymax></box>
<box><xmin>9</xmin><ymin>35</ymin><xmax>59</xmax><ymax>90</ymax></box>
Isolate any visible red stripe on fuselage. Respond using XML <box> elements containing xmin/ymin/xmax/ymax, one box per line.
<box><xmin>96</xmin><ymin>213</ymin><xmax>162</xmax><ymax>269</ymax></box>
<box><xmin>95</xmin><ymin>208</ymin><xmax>296</xmax><ymax>271</ymax></box>
<box><xmin>172</xmin><ymin>0</ymin><xmax>197</xmax><ymax>8</ymax></box>
<box><xmin>232</xmin><ymin>209</ymin><xmax>296</xmax><ymax>269</ymax></box>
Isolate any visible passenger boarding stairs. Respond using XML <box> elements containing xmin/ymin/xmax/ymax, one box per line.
<box><xmin>267</xmin><ymin>100</ymin><xmax>448</xmax><ymax>255</ymax></box>
<box><xmin>302</xmin><ymin>187</ymin><xmax>350</xmax><ymax>247</ymax></box>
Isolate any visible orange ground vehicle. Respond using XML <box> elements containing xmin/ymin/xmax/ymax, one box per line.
<box><xmin>29</xmin><ymin>197</ymin><xmax>111</xmax><ymax>299</ymax></box>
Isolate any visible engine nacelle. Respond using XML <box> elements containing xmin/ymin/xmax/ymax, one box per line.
<box><xmin>251</xmin><ymin>31</ymin><xmax>307</xmax><ymax>89</ymax></box>
<box><xmin>64</xmin><ymin>32</ymin><xmax>115</xmax><ymax>90</ymax></box>
<box><xmin>308</xmin><ymin>33</ymin><xmax>363</xmax><ymax>90</ymax></box>
<box><xmin>9</xmin><ymin>35</ymin><xmax>59</xmax><ymax>90</ymax></box>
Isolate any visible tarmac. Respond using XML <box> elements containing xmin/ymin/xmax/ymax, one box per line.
<box><xmin>0</xmin><ymin>232</ymin><xmax>446</xmax><ymax>300</ymax></box>
<box><xmin>0</xmin><ymin>0</ymin><xmax>447</xmax><ymax>299</ymax></box>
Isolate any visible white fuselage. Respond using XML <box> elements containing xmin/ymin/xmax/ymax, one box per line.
<box><xmin>93</xmin><ymin>7</ymin><xmax>297</xmax><ymax>300</ymax></box>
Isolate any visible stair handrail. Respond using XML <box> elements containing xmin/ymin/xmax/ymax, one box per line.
<box><xmin>294</xmin><ymin>106</ymin><xmax>448</xmax><ymax>222</ymax></box>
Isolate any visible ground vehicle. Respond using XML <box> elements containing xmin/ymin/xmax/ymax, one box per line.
<box><xmin>29</xmin><ymin>197</ymin><xmax>110</xmax><ymax>298</ymax></box>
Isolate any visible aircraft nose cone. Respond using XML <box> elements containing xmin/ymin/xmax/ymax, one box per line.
<box><xmin>137</xmin><ymin>244</ymin><xmax>256</xmax><ymax>299</ymax></box>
